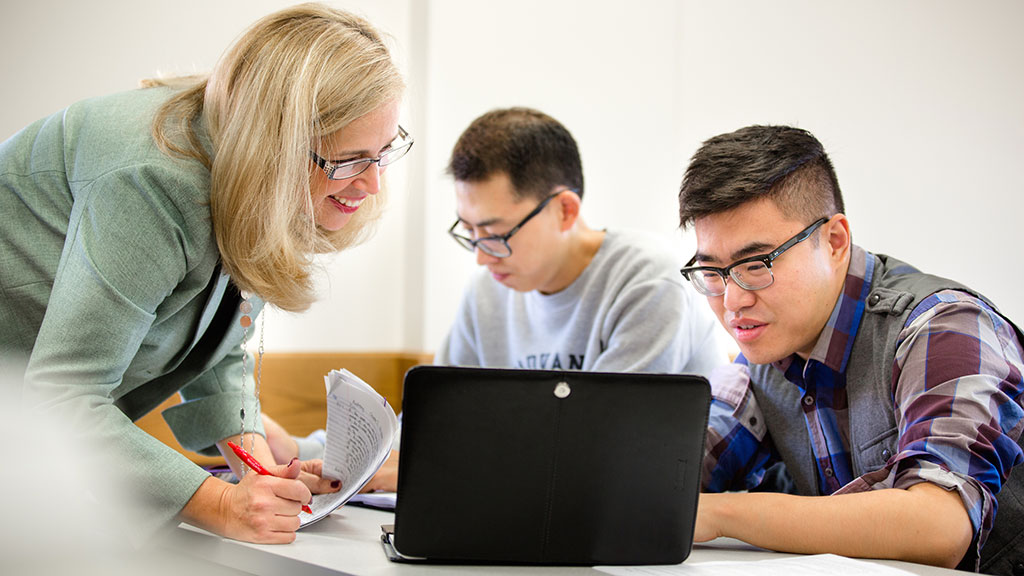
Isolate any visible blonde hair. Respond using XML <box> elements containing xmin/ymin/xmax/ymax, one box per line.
<box><xmin>146</xmin><ymin>3</ymin><xmax>405</xmax><ymax>311</ymax></box>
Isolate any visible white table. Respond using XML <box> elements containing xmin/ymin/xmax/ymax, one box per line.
<box><xmin>161</xmin><ymin>506</ymin><xmax>964</xmax><ymax>576</ymax></box>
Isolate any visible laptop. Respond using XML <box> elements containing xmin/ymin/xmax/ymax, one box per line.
<box><xmin>383</xmin><ymin>366</ymin><xmax>710</xmax><ymax>565</ymax></box>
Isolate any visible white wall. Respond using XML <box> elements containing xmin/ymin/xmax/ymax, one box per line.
<box><xmin>2</xmin><ymin>1</ymin><xmax>1022</xmax><ymax>355</ymax></box>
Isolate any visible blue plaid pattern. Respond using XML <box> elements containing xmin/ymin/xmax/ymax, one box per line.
<box><xmin>703</xmin><ymin>245</ymin><xmax>1024</xmax><ymax>553</ymax></box>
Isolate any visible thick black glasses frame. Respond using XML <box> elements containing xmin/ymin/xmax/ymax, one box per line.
<box><xmin>680</xmin><ymin>217</ymin><xmax>829</xmax><ymax>295</ymax></box>
<box><xmin>310</xmin><ymin>125</ymin><xmax>413</xmax><ymax>181</ymax></box>
<box><xmin>448</xmin><ymin>191</ymin><xmax>567</xmax><ymax>258</ymax></box>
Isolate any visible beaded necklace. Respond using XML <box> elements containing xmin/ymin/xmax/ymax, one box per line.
<box><xmin>237</xmin><ymin>291</ymin><xmax>264</xmax><ymax>477</ymax></box>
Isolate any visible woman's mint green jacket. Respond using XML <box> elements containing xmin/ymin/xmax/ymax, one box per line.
<box><xmin>0</xmin><ymin>87</ymin><xmax>265</xmax><ymax>538</ymax></box>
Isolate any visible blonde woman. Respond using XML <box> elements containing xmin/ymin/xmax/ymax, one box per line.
<box><xmin>0</xmin><ymin>4</ymin><xmax>409</xmax><ymax>543</ymax></box>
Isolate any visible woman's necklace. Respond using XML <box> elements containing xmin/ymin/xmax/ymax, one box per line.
<box><xmin>237</xmin><ymin>291</ymin><xmax>264</xmax><ymax>477</ymax></box>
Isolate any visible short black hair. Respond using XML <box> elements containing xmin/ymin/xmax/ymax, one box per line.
<box><xmin>678</xmin><ymin>125</ymin><xmax>844</xmax><ymax>228</ymax></box>
<box><xmin>447</xmin><ymin>107</ymin><xmax>584</xmax><ymax>201</ymax></box>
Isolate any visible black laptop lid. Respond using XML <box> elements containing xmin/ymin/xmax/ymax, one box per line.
<box><xmin>392</xmin><ymin>366</ymin><xmax>710</xmax><ymax>565</ymax></box>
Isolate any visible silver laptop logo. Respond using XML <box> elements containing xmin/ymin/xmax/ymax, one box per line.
<box><xmin>554</xmin><ymin>381</ymin><xmax>571</xmax><ymax>399</ymax></box>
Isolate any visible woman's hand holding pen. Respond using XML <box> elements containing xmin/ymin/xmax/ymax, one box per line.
<box><xmin>178</xmin><ymin>436</ymin><xmax>343</xmax><ymax>544</ymax></box>
<box><xmin>221</xmin><ymin>457</ymin><xmax>312</xmax><ymax>543</ymax></box>
<box><xmin>180</xmin><ymin>457</ymin><xmax>312</xmax><ymax>544</ymax></box>
<box><xmin>181</xmin><ymin>436</ymin><xmax>314</xmax><ymax>544</ymax></box>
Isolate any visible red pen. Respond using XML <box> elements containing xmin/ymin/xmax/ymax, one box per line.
<box><xmin>227</xmin><ymin>441</ymin><xmax>313</xmax><ymax>514</ymax></box>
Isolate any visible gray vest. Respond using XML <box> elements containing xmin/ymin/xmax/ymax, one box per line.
<box><xmin>747</xmin><ymin>254</ymin><xmax>1024</xmax><ymax>575</ymax></box>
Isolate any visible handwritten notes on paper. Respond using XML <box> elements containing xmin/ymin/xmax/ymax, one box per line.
<box><xmin>300</xmin><ymin>369</ymin><xmax>398</xmax><ymax>528</ymax></box>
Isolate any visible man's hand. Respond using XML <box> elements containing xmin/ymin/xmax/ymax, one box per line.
<box><xmin>693</xmin><ymin>483</ymin><xmax>972</xmax><ymax>568</ymax></box>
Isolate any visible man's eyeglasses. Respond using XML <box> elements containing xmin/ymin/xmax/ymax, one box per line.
<box><xmin>448</xmin><ymin>190</ymin><xmax>568</xmax><ymax>258</ymax></box>
<box><xmin>680</xmin><ymin>217</ymin><xmax>829</xmax><ymax>297</ymax></box>
<box><xmin>310</xmin><ymin>125</ymin><xmax>414</xmax><ymax>180</ymax></box>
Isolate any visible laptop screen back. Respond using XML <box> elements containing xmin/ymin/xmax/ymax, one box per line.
<box><xmin>393</xmin><ymin>366</ymin><xmax>710</xmax><ymax>565</ymax></box>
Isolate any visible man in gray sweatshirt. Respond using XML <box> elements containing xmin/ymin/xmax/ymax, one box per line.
<box><xmin>436</xmin><ymin>107</ymin><xmax>726</xmax><ymax>376</ymax></box>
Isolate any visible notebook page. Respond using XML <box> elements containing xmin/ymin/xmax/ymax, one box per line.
<box><xmin>300</xmin><ymin>369</ymin><xmax>398</xmax><ymax>528</ymax></box>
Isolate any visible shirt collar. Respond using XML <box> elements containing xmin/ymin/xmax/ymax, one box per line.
<box><xmin>772</xmin><ymin>244</ymin><xmax>876</xmax><ymax>375</ymax></box>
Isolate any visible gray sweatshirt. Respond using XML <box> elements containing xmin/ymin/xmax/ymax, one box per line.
<box><xmin>437</xmin><ymin>229</ymin><xmax>728</xmax><ymax>377</ymax></box>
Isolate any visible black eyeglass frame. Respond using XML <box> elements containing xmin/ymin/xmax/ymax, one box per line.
<box><xmin>448</xmin><ymin>190</ymin><xmax>571</xmax><ymax>258</ymax></box>
<box><xmin>310</xmin><ymin>125</ymin><xmax>414</xmax><ymax>181</ymax></box>
<box><xmin>680</xmin><ymin>217</ymin><xmax>829</xmax><ymax>296</ymax></box>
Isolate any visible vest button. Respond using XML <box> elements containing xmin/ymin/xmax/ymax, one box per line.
<box><xmin>882</xmin><ymin>448</ymin><xmax>892</xmax><ymax>460</ymax></box>
<box><xmin>869</xmin><ymin>293</ymin><xmax>881</xmax><ymax>306</ymax></box>
<box><xmin>803</xmin><ymin>395</ymin><xmax>814</xmax><ymax>406</ymax></box>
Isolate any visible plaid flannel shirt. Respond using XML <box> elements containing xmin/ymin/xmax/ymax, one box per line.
<box><xmin>703</xmin><ymin>245</ymin><xmax>1024</xmax><ymax>553</ymax></box>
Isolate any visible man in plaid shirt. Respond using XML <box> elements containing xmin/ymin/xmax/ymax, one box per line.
<box><xmin>677</xmin><ymin>125</ymin><xmax>1024</xmax><ymax>574</ymax></box>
